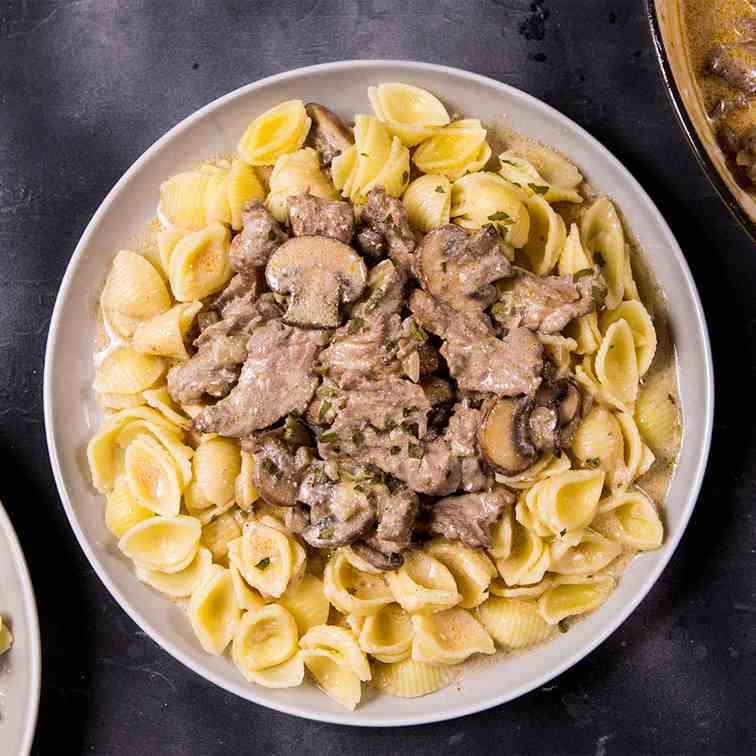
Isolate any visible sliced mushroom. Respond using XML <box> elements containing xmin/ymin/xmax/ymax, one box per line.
<box><xmin>478</xmin><ymin>397</ymin><xmax>537</xmax><ymax>475</ymax></box>
<box><xmin>249</xmin><ymin>430</ymin><xmax>309</xmax><ymax>507</ymax></box>
<box><xmin>305</xmin><ymin>102</ymin><xmax>354</xmax><ymax>167</ymax></box>
<box><xmin>266</xmin><ymin>236</ymin><xmax>367</xmax><ymax>328</ymax></box>
<box><xmin>351</xmin><ymin>540</ymin><xmax>404</xmax><ymax>571</ymax></box>
<box><xmin>535</xmin><ymin>377</ymin><xmax>583</xmax><ymax>447</ymax></box>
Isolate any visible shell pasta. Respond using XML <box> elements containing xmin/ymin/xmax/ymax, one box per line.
<box><xmin>86</xmin><ymin>81</ymin><xmax>680</xmax><ymax>711</ymax></box>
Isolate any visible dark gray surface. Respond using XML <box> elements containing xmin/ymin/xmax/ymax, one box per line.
<box><xmin>0</xmin><ymin>0</ymin><xmax>754</xmax><ymax>754</ymax></box>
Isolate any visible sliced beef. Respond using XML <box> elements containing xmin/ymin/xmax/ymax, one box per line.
<box><xmin>350</xmin><ymin>541</ymin><xmax>404</xmax><ymax>571</ymax></box>
<box><xmin>211</xmin><ymin>270</ymin><xmax>265</xmax><ymax>318</ymax></box>
<box><xmin>417</xmin><ymin>224</ymin><xmax>513</xmax><ymax>314</ymax></box>
<box><xmin>374</xmin><ymin>483</ymin><xmax>418</xmax><ymax>552</ymax></box>
<box><xmin>445</xmin><ymin>401</ymin><xmax>492</xmax><ymax>493</ymax></box>
<box><xmin>410</xmin><ymin>290</ymin><xmax>543</xmax><ymax>397</ymax></box>
<box><xmin>496</xmin><ymin>268</ymin><xmax>600</xmax><ymax>334</ymax></box>
<box><xmin>245</xmin><ymin>428</ymin><xmax>311</xmax><ymax>507</ymax></box>
<box><xmin>305</xmin><ymin>102</ymin><xmax>354</xmax><ymax>168</ymax></box>
<box><xmin>356</xmin><ymin>227</ymin><xmax>387</xmax><ymax>261</ymax></box>
<box><xmin>301</xmin><ymin>480</ymin><xmax>377</xmax><ymax>549</ymax></box>
<box><xmin>426</xmin><ymin>489</ymin><xmax>514</xmax><ymax>548</ymax></box>
<box><xmin>287</xmin><ymin>193</ymin><xmax>355</xmax><ymax>243</ymax></box>
<box><xmin>229</xmin><ymin>200</ymin><xmax>288</xmax><ymax>275</ymax></box>
<box><xmin>360</xmin><ymin>188</ymin><xmax>416</xmax><ymax>273</ymax></box>
<box><xmin>705</xmin><ymin>45</ymin><xmax>756</xmax><ymax>95</ymax></box>
<box><xmin>192</xmin><ymin>320</ymin><xmax>329</xmax><ymax>437</ymax></box>
<box><xmin>284</xmin><ymin>506</ymin><xmax>310</xmax><ymax>535</ymax></box>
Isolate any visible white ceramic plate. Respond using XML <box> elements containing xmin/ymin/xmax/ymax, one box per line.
<box><xmin>0</xmin><ymin>501</ymin><xmax>41</xmax><ymax>754</ymax></box>
<box><xmin>43</xmin><ymin>60</ymin><xmax>713</xmax><ymax>726</ymax></box>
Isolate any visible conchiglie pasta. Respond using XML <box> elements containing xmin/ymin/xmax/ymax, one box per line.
<box><xmin>600</xmin><ymin>299</ymin><xmax>657</xmax><ymax>377</ymax></box>
<box><xmin>143</xmin><ymin>386</ymin><xmax>190</xmax><ymax>428</ymax></box>
<box><xmin>518</xmin><ymin>194</ymin><xmax>566</xmax><ymax>275</ymax></box>
<box><xmin>98</xmin><ymin>392</ymin><xmax>146</xmax><ymax>411</ymax></box>
<box><xmin>581</xmin><ymin>197</ymin><xmax>626</xmax><ymax>309</ymax></box>
<box><xmin>368</xmin><ymin>83</ymin><xmax>450</xmax><ymax>146</ymax></box>
<box><xmin>136</xmin><ymin>546</ymin><xmax>213</xmax><ymax>598</ymax></box>
<box><xmin>413</xmin><ymin>119</ymin><xmax>490</xmax><ymax>180</ymax></box>
<box><xmin>535</xmin><ymin>469</ymin><xmax>605</xmax><ymax>535</ymax></box>
<box><xmin>595</xmin><ymin>319</ymin><xmax>639</xmax><ymax>408</ymax></box>
<box><xmin>234</xmin><ymin>451</ymin><xmax>260</xmax><ymax>511</ymax></box>
<box><xmin>615</xmin><ymin>411</ymin><xmax>655</xmax><ymax>487</ymax></box>
<box><xmin>358</xmin><ymin>603</ymin><xmax>413</xmax><ymax>663</ymax></box>
<box><xmin>189</xmin><ymin>565</ymin><xmax>241</xmax><ymax>654</ymax></box>
<box><xmin>168</xmin><ymin>221</ymin><xmax>232</xmax><ymax>302</ymax></box>
<box><xmin>493</xmin><ymin>452</ymin><xmax>571</xmax><ymax>490</ymax></box>
<box><xmin>634</xmin><ymin>378</ymin><xmax>682</xmax><ymax>457</ymax></box>
<box><xmin>370</xmin><ymin>658</ymin><xmax>459</xmax><ymax>698</ymax></box>
<box><xmin>478</xmin><ymin>597</ymin><xmax>553</xmax><ymax>649</ymax></box>
<box><xmin>495</xmin><ymin>512</ymin><xmax>550</xmax><ymax>587</ymax></box>
<box><xmin>402</xmin><ymin>174</ymin><xmax>451</xmax><ymax>232</ymax></box>
<box><xmin>489</xmin><ymin>576</ymin><xmax>552</xmax><ymax>598</ymax></box>
<box><xmin>538</xmin><ymin>575</ymin><xmax>614</xmax><ymax>625</ymax></box>
<box><xmin>323</xmin><ymin>550</ymin><xmax>393</xmax><ymax>616</ymax></box>
<box><xmin>118</xmin><ymin>515</ymin><xmax>201</xmax><ymax>574</ymax></box>
<box><xmin>549</xmin><ymin>530</ymin><xmax>621</xmax><ymax>575</ymax></box>
<box><xmin>301</xmin><ymin>648</ymin><xmax>362</xmax><ymax>710</ymax></box>
<box><xmin>227</xmin><ymin>520</ymin><xmax>294</xmax><ymax>598</ymax></box>
<box><xmin>488</xmin><ymin>510</ymin><xmax>513</xmax><ymax>559</ymax></box>
<box><xmin>385</xmin><ymin>550</ymin><xmax>461</xmax><ymax>614</ymax></box>
<box><xmin>227</xmin><ymin>158</ymin><xmax>266</xmax><ymax>230</ymax></box>
<box><xmin>203</xmin><ymin>170</ymin><xmax>231</xmax><ymax>227</ymax></box>
<box><xmin>364</xmin><ymin>133</ymin><xmax>411</xmax><ymax>198</ymax></box>
<box><xmin>278</xmin><ymin>573</ymin><xmax>330</xmax><ymax>635</ymax></box>
<box><xmin>231</xmin><ymin>604</ymin><xmax>299</xmax><ymax>672</ymax></box>
<box><xmin>565</xmin><ymin>311</ymin><xmax>603</xmax><ymax>356</ymax></box>
<box><xmin>424</xmin><ymin>538</ymin><xmax>497</xmax><ymax>609</ymax></box>
<box><xmin>571</xmin><ymin>405</ymin><xmax>625</xmax><ymax>480</ymax></box>
<box><xmin>300</xmin><ymin>625</ymin><xmax>371</xmax><ymax>682</ymax></box>
<box><xmin>230</xmin><ymin>563</ymin><xmax>266</xmax><ymax>613</ymax></box>
<box><xmin>237</xmin><ymin>99</ymin><xmax>311</xmax><ymax>166</ymax></box>
<box><xmin>451</xmin><ymin>171</ymin><xmax>529</xmax><ymax>249</ymax></box>
<box><xmin>158</xmin><ymin>171</ymin><xmax>211</xmax><ymax>231</ymax></box>
<box><xmin>0</xmin><ymin>619</ymin><xmax>12</xmax><ymax>656</ymax></box>
<box><xmin>498</xmin><ymin>152</ymin><xmax>583</xmax><ymax>204</ymax></box>
<box><xmin>502</xmin><ymin>139</ymin><xmax>583</xmax><ymax>190</ymax></box>
<box><xmin>131</xmin><ymin>301</ymin><xmax>202</xmax><ymax>361</ymax></box>
<box><xmin>235</xmin><ymin>649</ymin><xmax>305</xmax><ymax>689</ymax></box>
<box><xmin>124</xmin><ymin>434</ymin><xmax>183</xmax><ymax>517</ymax></box>
<box><xmin>193</xmin><ymin>437</ymin><xmax>241</xmax><ymax>507</ymax></box>
<box><xmin>411</xmin><ymin>608</ymin><xmax>494</xmax><ymax>664</ymax></box>
<box><xmin>104</xmin><ymin>475</ymin><xmax>153</xmax><ymax>537</ymax></box>
<box><xmin>200</xmin><ymin>511</ymin><xmax>241</xmax><ymax>561</ymax></box>
<box><xmin>157</xmin><ymin>228</ymin><xmax>185</xmax><ymax>273</ymax></box>
<box><xmin>558</xmin><ymin>222</ymin><xmax>593</xmax><ymax>276</ymax></box>
<box><xmin>266</xmin><ymin>147</ymin><xmax>338</xmax><ymax>223</ymax></box>
<box><xmin>595</xmin><ymin>488</ymin><xmax>664</xmax><ymax>550</ymax></box>
<box><xmin>94</xmin><ymin>347</ymin><xmax>165</xmax><ymax>395</ymax></box>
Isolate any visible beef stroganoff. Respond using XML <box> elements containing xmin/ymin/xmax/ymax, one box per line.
<box><xmin>87</xmin><ymin>83</ymin><xmax>682</xmax><ymax>709</ymax></box>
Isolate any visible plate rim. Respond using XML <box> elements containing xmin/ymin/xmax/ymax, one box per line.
<box><xmin>43</xmin><ymin>59</ymin><xmax>714</xmax><ymax>727</ymax></box>
<box><xmin>0</xmin><ymin>501</ymin><xmax>42</xmax><ymax>754</ymax></box>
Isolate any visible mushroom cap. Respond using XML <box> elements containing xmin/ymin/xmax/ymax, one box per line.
<box><xmin>266</xmin><ymin>235</ymin><xmax>367</xmax><ymax>329</ymax></box>
<box><xmin>478</xmin><ymin>397</ymin><xmax>538</xmax><ymax>475</ymax></box>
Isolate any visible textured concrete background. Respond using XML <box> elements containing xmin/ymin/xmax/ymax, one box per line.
<box><xmin>1</xmin><ymin>1</ymin><xmax>754</xmax><ymax>754</ymax></box>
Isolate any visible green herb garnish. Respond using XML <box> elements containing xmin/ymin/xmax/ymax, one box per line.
<box><xmin>487</xmin><ymin>210</ymin><xmax>513</xmax><ymax>224</ymax></box>
<box><xmin>558</xmin><ymin>619</ymin><xmax>569</xmax><ymax>634</ymax></box>
<box><xmin>261</xmin><ymin>458</ymin><xmax>280</xmax><ymax>478</ymax></box>
<box><xmin>573</xmin><ymin>268</ymin><xmax>593</xmax><ymax>281</ymax></box>
<box><xmin>318</xmin><ymin>400</ymin><xmax>332</xmax><ymax>422</ymax></box>
<box><xmin>352</xmin><ymin>429</ymin><xmax>364</xmax><ymax>445</ymax></box>
<box><xmin>529</xmin><ymin>183</ymin><xmax>549</xmax><ymax>195</ymax></box>
<box><xmin>542</xmin><ymin>359</ymin><xmax>556</xmax><ymax>382</ymax></box>
<box><xmin>390</xmin><ymin>446</ymin><xmax>401</xmax><ymax>455</ymax></box>
<box><xmin>585</xmin><ymin>457</ymin><xmax>601</xmax><ymax>469</ymax></box>
<box><xmin>593</xmin><ymin>251</ymin><xmax>606</xmax><ymax>268</ymax></box>
<box><xmin>255</xmin><ymin>557</ymin><xmax>271</xmax><ymax>570</ymax></box>
<box><xmin>592</xmin><ymin>285</ymin><xmax>606</xmax><ymax>308</ymax></box>
<box><xmin>312</xmin><ymin>467</ymin><xmax>326</xmax><ymax>486</ymax></box>
<box><xmin>315</xmin><ymin>365</ymin><xmax>329</xmax><ymax>376</ymax></box>
<box><xmin>348</xmin><ymin>317</ymin><xmax>365</xmax><ymax>335</ymax></box>
<box><xmin>319</xmin><ymin>431</ymin><xmax>339</xmax><ymax>444</ymax></box>
<box><xmin>434</xmin><ymin>185</ymin><xmax>446</xmax><ymax>193</ymax></box>
<box><xmin>319</xmin><ymin>524</ymin><xmax>335</xmax><ymax>541</ymax></box>
<box><xmin>409</xmin><ymin>320</ymin><xmax>427</xmax><ymax>342</ymax></box>
<box><xmin>408</xmin><ymin>443</ymin><xmax>424</xmax><ymax>460</ymax></box>
<box><xmin>402</xmin><ymin>170</ymin><xmax>409</xmax><ymax>185</ymax></box>
<box><xmin>267</xmin><ymin>229</ymin><xmax>278</xmax><ymax>241</ymax></box>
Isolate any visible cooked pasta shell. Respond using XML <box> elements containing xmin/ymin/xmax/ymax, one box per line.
<box><xmin>132</xmin><ymin>301</ymin><xmax>202</xmax><ymax>361</ymax></box>
<box><xmin>488</xmin><ymin>509</ymin><xmax>513</xmax><ymax>559</ymax></box>
<box><xmin>498</xmin><ymin>152</ymin><xmax>582</xmax><ymax>204</ymax></box>
<box><xmin>558</xmin><ymin>222</ymin><xmax>592</xmax><ymax>276</ymax></box>
<box><xmin>535</xmin><ymin>469</ymin><xmax>605</xmax><ymax>534</ymax></box>
<box><xmin>192</xmin><ymin>437</ymin><xmax>241</xmax><ymax>507</ymax></box>
<box><xmin>495</xmin><ymin>513</ymin><xmax>550</xmax><ymax>587</ymax></box>
<box><xmin>549</xmin><ymin>530</ymin><xmax>621</xmax><ymax>574</ymax></box>
<box><xmin>363</xmin><ymin>135</ymin><xmax>411</xmax><ymax>198</ymax></box>
<box><xmin>411</xmin><ymin>608</ymin><xmax>494</xmax><ymax>664</ymax></box>
<box><xmin>516</xmin><ymin>491</ymin><xmax>553</xmax><ymax>538</ymax></box>
<box><xmin>595</xmin><ymin>319</ymin><xmax>639</xmax><ymax>408</ymax></box>
<box><xmin>489</xmin><ymin>576</ymin><xmax>552</xmax><ymax>598</ymax></box>
<box><xmin>358</xmin><ymin>603</ymin><xmax>413</xmax><ymax>660</ymax></box>
<box><xmin>236</xmin><ymin>647</ymin><xmax>305</xmax><ymax>689</ymax></box>
<box><xmin>124</xmin><ymin>434</ymin><xmax>183</xmax><ymax>517</ymax></box>
<box><xmin>230</xmin><ymin>562</ymin><xmax>266</xmax><ymax>612</ymax></box>
<box><xmin>237</xmin><ymin>99</ymin><xmax>311</xmax><ymax>166</ymax></box>
<box><xmin>538</xmin><ymin>575</ymin><xmax>614</xmax><ymax>625</ymax></box>
<box><xmin>227</xmin><ymin>158</ymin><xmax>266</xmax><ymax>230</ymax></box>
<box><xmin>451</xmin><ymin>171</ymin><xmax>529</xmax><ymax>249</ymax></box>
<box><xmin>227</xmin><ymin>519</ymin><xmax>294</xmax><ymax>598</ymax></box>
<box><xmin>94</xmin><ymin>347</ymin><xmax>165</xmax><ymax>395</ymax></box>
<box><xmin>370</xmin><ymin>658</ymin><xmax>459</xmax><ymax>698</ymax></box>
<box><xmin>493</xmin><ymin>452</ymin><xmax>571</xmax><ymax>490</ymax></box>
<box><xmin>368</xmin><ymin>83</ymin><xmax>450</xmax><ymax>146</ymax></box>
<box><xmin>99</xmin><ymin>392</ymin><xmax>146</xmax><ymax>411</ymax></box>
<box><xmin>300</xmin><ymin>625</ymin><xmax>371</xmax><ymax>681</ymax></box>
<box><xmin>581</xmin><ymin>197</ymin><xmax>626</xmax><ymax>309</ymax></box>
<box><xmin>595</xmin><ymin>488</ymin><xmax>664</xmax><ymax>550</ymax></box>
<box><xmin>615</xmin><ymin>411</ymin><xmax>655</xmax><ymax>488</ymax></box>
<box><xmin>424</xmin><ymin>538</ymin><xmax>497</xmax><ymax>609</ymax></box>
<box><xmin>231</xmin><ymin>604</ymin><xmax>299</xmax><ymax>672</ymax></box>
<box><xmin>0</xmin><ymin>617</ymin><xmax>13</xmax><ymax>655</ymax></box>
<box><xmin>119</xmin><ymin>515</ymin><xmax>201</xmax><ymax>573</ymax></box>
<box><xmin>234</xmin><ymin>451</ymin><xmax>259</xmax><ymax>511</ymax></box>
<box><xmin>600</xmin><ymin>300</ymin><xmax>657</xmax><ymax>377</ymax></box>
<box><xmin>157</xmin><ymin>228</ymin><xmax>186</xmax><ymax>272</ymax></box>
<box><xmin>200</xmin><ymin>511</ymin><xmax>241</xmax><ymax>561</ymax></box>
<box><xmin>571</xmin><ymin>405</ymin><xmax>625</xmax><ymax>480</ymax></box>
<box><xmin>136</xmin><ymin>546</ymin><xmax>213</xmax><ymax>598</ymax></box>
<box><xmin>158</xmin><ymin>171</ymin><xmax>211</xmax><ymax>231</ymax></box>
<box><xmin>385</xmin><ymin>550</ymin><xmax>461</xmax><ymax>614</ymax></box>
<box><xmin>341</xmin><ymin>545</ymin><xmax>386</xmax><ymax>575</ymax></box>
<box><xmin>634</xmin><ymin>377</ymin><xmax>682</xmax><ymax>457</ymax></box>
<box><xmin>351</xmin><ymin>115</ymin><xmax>393</xmax><ymax>194</ymax></box>
<box><xmin>331</xmin><ymin>144</ymin><xmax>359</xmax><ymax>198</ymax></box>
<box><xmin>101</xmin><ymin>250</ymin><xmax>171</xmax><ymax>325</ymax></box>
<box><xmin>301</xmin><ymin>648</ymin><xmax>362</xmax><ymax>710</ymax></box>
<box><xmin>277</xmin><ymin>573</ymin><xmax>330</xmax><ymax>635</ymax></box>
<box><xmin>168</xmin><ymin>221</ymin><xmax>232</xmax><ymax>302</ymax></box>
<box><xmin>143</xmin><ymin>386</ymin><xmax>190</xmax><ymax>428</ymax></box>
<box><xmin>413</xmin><ymin>119</ymin><xmax>489</xmax><ymax>180</ymax></box>
<box><xmin>104</xmin><ymin>475</ymin><xmax>153</xmax><ymax>537</ymax></box>
<box><xmin>502</xmin><ymin>139</ymin><xmax>583</xmax><ymax>190</ymax></box>
<box><xmin>518</xmin><ymin>194</ymin><xmax>566</xmax><ymax>275</ymax></box>
<box><xmin>189</xmin><ymin>565</ymin><xmax>241</xmax><ymax>654</ymax></box>
<box><xmin>478</xmin><ymin>597</ymin><xmax>553</xmax><ymax>649</ymax></box>
<box><xmin>403</xmin><ymin>174</ymin><xmax>451</xmax><ymax>232</ymax></box>
<box><xmin>564</xmin><ymin>311</ymin><xmax>602</xmax><ymax>356</ymax></box>
<box><xmin>323</xmin><ymin>550</ymin><xmax>394</xmax><ymax>616</ymax></box>
<box><xmin>203</xmin><ymin>170</ymin><xmax>231</xmax><ymax>226</ymax></box>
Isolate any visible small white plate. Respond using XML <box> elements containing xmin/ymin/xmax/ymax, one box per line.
<box><xmin>0</xmin><ymin>501</ymin><xmax>41</xmax><ymax>754</ymax></box>
<box><xmin>44</xmin><ymin>60</ymin><xmax>713</xmax><ymax>726</ymax></box>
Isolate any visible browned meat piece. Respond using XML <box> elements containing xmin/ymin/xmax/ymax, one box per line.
<box><xmin>496</xmin><ymin>268</ymin><xmax>600</xmax><ymax>334</ymax></box>
<box><xmin>427</xmin><ymin>489</ymin><xmax>514</xmax><ymax>548</ymax></box>
<box><xmin>192</xmin><ymin>320</ymin><xmax>329</xmax><ymax>437</ymax></box>
<box><xmin>305</xmin><ymin>103</ymin><xmax>354</xmax><ymax>167</ymax></box>
<box><xmin>360</xmin><ymin>188</ymin><xmax>416</xmax><ymax>273</ymax></box>
<box><xmin>301</xmin><ymin>480</ymin><xmax>376</xmax><ymax>549</ymax></box>
<box><xmin>704</xmin><ymin>45</ymin><xmax>756</xmax><ymax>94</ymax></box>
<box><xmin>211</xmin><ymin>270</ymin><xmax>265</xmax><ymax>318</ymax></box>
<box><xmin>528</xmin><ymin>405</ymin><xmax>559</xmax><ymax>452</ymax></box>
<box><xmin>350</xmin><ymin>541</ymin><xmax>404</xmax><ymax>571</ymax></box>
<box><xmin>229</xmin><ymin>200</ymin><xmax>288</xmax><ymax>275</ymax></box>
<box><xmin>374</xmin><ymin>483</ymin><xmax>418</xmax><ymax>552</ymax></box>
<box><xmin>284</xmin><ymin>506</ymin><xmax>310</xmax><ymax>535</ymax></box>
<box><xmin>356</xmin><ymin>227</ymin><xmax>387</xmax><ymax>261</ymax></box>
<box><xmin>417</xmin><ymin>224</ymin><xmax>512</xmax><ymax>314</ymax></box>
<box><xmin>416</xmin><ymin>342</ymin><xmax>440</xmax><ymax>376</ymax></box>
<box><xmin>709</xmin><ymin>93</ymin><xmax>749</xmax><ymax>120</ymax></box>
<box><xmin>444</xmin><ymin>401</ymin><xmax>492</xmax><ymax>493</ymax></box>
<box><xmin>410</xmin><ymin>290</ymin><xmax>543</xmax><ymax>397</ymax></box>
<box><xmin>166</xmin><ymin>293</ymin><xmax>282</xmax><ymax>405</ymax></box>
<box><xmin>287</xmin><ymin>193</ymin><xmax>355</xmax><ymax>243</ymax></box>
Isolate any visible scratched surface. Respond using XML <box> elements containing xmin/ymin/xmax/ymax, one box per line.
<box><xmin>0</xmin><ymin>0</ymin><xmax>754</xmax><ymax>754</ymax></box>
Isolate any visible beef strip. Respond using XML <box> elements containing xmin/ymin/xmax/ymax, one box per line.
<box><xmin>305</xmin><ymin>103</ymin><xmax>354</xmax><ymax>168</ymax></box>
<box><xmin>192</xmin><ymin>319</ymin><xmax>329</xmax><ymax>437</ymax></box>
<box><xmin>229</xmin><ymin>200</ymin><xmax>288</xmax><ymax>276</ymax></box>
<box><xmin>211</xmin><ymin>270</ymin><xmax>266</xmax><ymax>318</ymax></box>
<box><xmin>301</xmin><ymin>479</ymin><xmax>377</xmax><ymax>548</ymax></box>
<box><xmin>417</xmin><ymin>224</ymin><xmax>513</xmax><ymax>314</ymax></box>
<box><xmin>410</xmin><ymin>289</ymin><xmax>543</xmax><ymax>397</ymax></box>
<box><xmin>426</xmin><ymin>489</ymin><xmax>514</xmax><ymax>548</ymax></box>
<box><xmin>166</xmin><ymin>293</ymin><xmax>282</xmax><ymax>405</ymax></box>
<box><xmin>496</xmin><ymin>268</ymin><xmax>600</xmax><ymax>334</ymax></box>
<box><xmin>444</xmin><ymin>401</ymin><xmax>492</xmax><ymax>493</ymax></box>
<box><xmin>704</xmin><ymin>45</ymin><xmax>756</xmax><ymax>94</ymax></box>
<box><xmin>356</xmin><ymin>227</ymin><xmax>387</xmax><ymax>261</ymax></box>
<box><xmin>287</xmin><ymin>193</ymin><xmax>355</xmax><ymax>243</ymax></box>
<box><xmin>284</xmin><ymin>506</ymin><xmax>310</xmax><ymax>535</ymax></box>
<box><xmin>350</xmin><ymin>541</ymin><xmax>404</xmax><ymax>571</ymax></box>
<box><xmin>374</xmin><ymin>483</ymin><xmax>418</xmax><ymax>552</ymax></box>
<box><xmin>360</xmin><ymin>188</ymin><xmax>416</xmax><ymax>273</ymax></box>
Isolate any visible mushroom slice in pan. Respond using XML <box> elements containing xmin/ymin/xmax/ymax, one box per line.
<box><xmin>478</xmin><ymin>397</ymin><xmax>537</xmax><ymax>475</ymax></box>
<box><xmin>305</xmin><ymin>103</ymin><xmax>354</xmax><ymax>167</ymax></box>
<box><xmin>266</xmin><ymin>236</ymin><xmax>367</xmax><ymax>328</ymax></box>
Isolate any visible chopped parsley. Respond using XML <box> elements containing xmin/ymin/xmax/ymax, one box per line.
<box><xmin>403</xmin><ymin>406</ymin><xmax>419</xmax><ymax>417</ymax></box>
<box><xmin>261</xmin><ymin>457</ymin><xmax>280</xmax><ymax>478</ymax></box>
<box><xmin>542</xmin><ymin>359</ymin><xmax>557</xmax><ymax>382</ymax></box>
<box><xmin>318</xmin><ymin>400</ymin><xmax>332</xmax><ymax>422</ymax></box>
<box><xmin>408</xmin><ymin>443</ymin><xmax>424</xmax><ymax>460</ymax></box>
<box><xmin>593</xmin><ymin>251</ymin><xmax>606</xmax><ymax>268</ymax></box>
<box><xmin>255</xmin><ymin>557</ymin><xmax>271</xmax><ymax>570</ymax></box>
<box><xmin>559</xmin><ymin>529</ymin><xmax>567</xmax><ymax>537</ymax></box>
<box><xmin>402</xmin><ymin>170</ymin><xmax>409</xmax><ymax>185</ymax></box>
<box><xmin>592</xmin><ymin>285</ymin><xmax>606</xmax><ymax>308</ymax></box>
<box><xmin>409</xmin><ymin>320</ymin><xmax>428</xmax><ymax>342</ymax></box>
<box><xmin>315</xmin><ymin>365</ymin><xmax>329</xmax><ymax>376</ymax></box>
<box><xmin>312</xmin><ymin>466</ymin><xmax>326</xmax><ymax>486</ymax></box>
<box><xmin>319</xmin><ymin>524</ymin><xmax>335</xmax><ymax>541</ymax></box>
<box><xmin>585</xmin><ymin>457</ymin><xmax>601</xmax><ymax>469</ymax></box>
<box><xmin>384</xmin><ymin>417</ymin><xmax>397</xmax><ymax>432</ymax></box>
<box><xmin>529</xmin><ymin>183</ymin><xmax>549</xmax><ymax>195</ymax></box>
<box><xmin>558</xmin><ymin>619</ymin><xmax>569</xmax><ymax>634</ymax></box>
<box><xmin>441</xmin><ymin>261</ymin><xmax>448</xmax><ymax>273</ymax></box>
<box><xmin>361</xmin><ymin>152</ymin><xmax>370</xmax><ymax>158</ymax></box>
<box><xmin>390</xmin><ymin>446</ymin><xmax>401</xmax><ymax>455</ymax></box>
<box><xmin>490</xmin><ymin>302</ymin><xmax>506</xmax><ymax>319</ymax></box>
<box><xmin>573</xmin><ymin>268</ymin><xmax>593</xmax><ymax>281</ymax></box>
<box><xmin>267</xmin><ymin>229</ymin><xmax>278</xmax><ymax>241</ymax></box>
<box><xmin>348</xmin><ymin>317</ymin><xmax>365</xmax><ymax>334</ymax></box>
<box><xmin>352</xmin><ymin>429</ymin><xmax>365</xmax><ymax>445</ymax></box>
<box><xmin>434</xmin><ymin>185</ymin><xmax>446</xmax><ymax>193</ymax></box>
<box><xmin>487</xmin><ymin>210</ymin><xmax>513</xmax><ymax>224</ymax></box>
<box><xmin>319</xmin><ymin>431</ymin><xmax>339</xmax><ymax>444</ymax></box>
